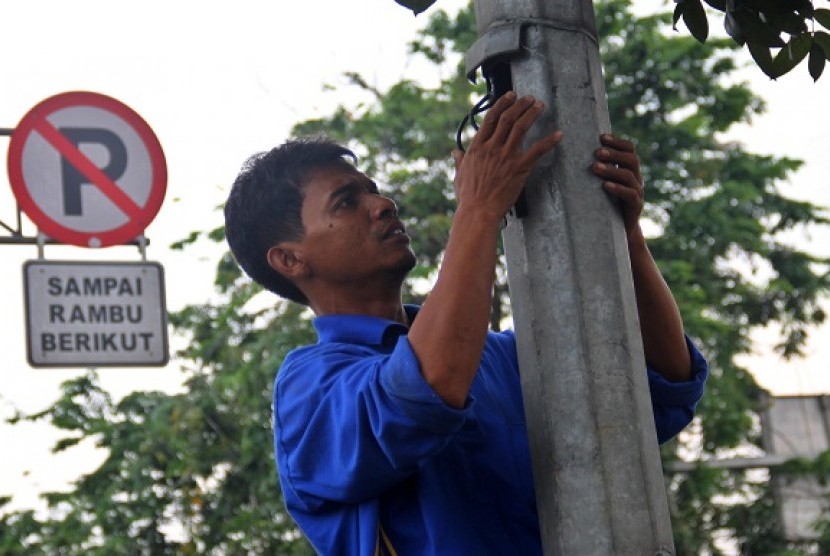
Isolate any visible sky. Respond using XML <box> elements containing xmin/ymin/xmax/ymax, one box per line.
<box><xmin>0</xmin><ymin>0</ymin><xmax>828</xmax><ymax>514</ymax></box>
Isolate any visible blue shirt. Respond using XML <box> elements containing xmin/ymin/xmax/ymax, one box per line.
<box><xmin>273</xmin><ymin>306</ymin><xmax>708</xmax><ymax>555</ymax></box>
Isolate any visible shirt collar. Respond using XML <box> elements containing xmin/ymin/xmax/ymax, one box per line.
<box><xmin>313</xmin><ymin>305</ymin><xmax>420</xmax><ymax>347</ymax></box>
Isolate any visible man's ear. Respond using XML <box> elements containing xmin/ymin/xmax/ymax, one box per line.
<box><xmin>267</xmin><ymin>243</ymin><xmax>309</xmax><ymax>279</ymax></box>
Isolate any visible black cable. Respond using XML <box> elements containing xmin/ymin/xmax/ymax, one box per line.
<box><xmin>455</xmin><ymin>76</ymin><xmax>496</xmax><ymax>152</ymax></box>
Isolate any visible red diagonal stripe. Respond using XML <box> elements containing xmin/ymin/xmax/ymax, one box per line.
<box><xmin>33</xmin><ymin>118</ymin><xmax>143</xmax><ymax>219</ymax></box>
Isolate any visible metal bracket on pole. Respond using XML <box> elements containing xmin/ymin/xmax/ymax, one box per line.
<box><xmin>465</xmin><ymin>18</ymin><xmax>599</xmax><ymax>84</ymax></box>
<box><xmin>465</xmin><ymin>20</ymin><xmax>523</xmax><ymax>83</ymax></box>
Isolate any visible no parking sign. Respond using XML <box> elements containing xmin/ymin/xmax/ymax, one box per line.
<box><xmin>7</xmin><ymin>92</ymin><xmax>167</xmax><ymax>248</ymax></box>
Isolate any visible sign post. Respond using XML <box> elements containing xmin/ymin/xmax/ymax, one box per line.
<box><xmin>6</xmin><ymin>92</ymin><xmax>170</xmax><ymax>368</ymax></box>
<box><xmin>24</xmin><ymin>261</ymin><xmax>169</xmax><ymax>367</ymax></box>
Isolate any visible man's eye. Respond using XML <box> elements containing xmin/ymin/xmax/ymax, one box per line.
<box><xmin>337</xmin><ymin>195</ymin><xmax>357</xmax><ymax>209</ymax></box>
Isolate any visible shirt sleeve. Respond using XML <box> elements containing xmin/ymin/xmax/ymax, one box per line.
<box><xmin>647</xmin><ymin>335</ymin><xmax>709</xmax><ymax>444</ymax></box>
<box><xmin>274</xmin><ymin>337</ymin><xmax>472</xmax><ymax>511</ymax></box>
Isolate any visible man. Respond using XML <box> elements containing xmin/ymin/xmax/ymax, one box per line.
<box><xmin>224</xmin><ymin>92</ymin><xmax>708</xmax><ymax>555</ymax></box>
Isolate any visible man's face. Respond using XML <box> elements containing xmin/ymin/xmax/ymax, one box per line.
<box><xmin>295</xmin><ymin>163</ymin><xmax>416</xmax><ymax>286</ymax></box>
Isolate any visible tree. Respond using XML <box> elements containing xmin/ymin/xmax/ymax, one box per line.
<box><xmin>672</xmin><ymin>0</ymin><xmax>830</xmax><ymax>81</ymax></box>
<box><xmin>395</xmin><ymin>0</ymin><xmax>830</xmax><ymax>81</ymax></box>
<box><xmin>2</xmin><ymin>1</ymin><xmax>828</xmax><ymax>553</ymax></box>
<box><xmin>2</xmin><ymin>288</ymin><xmax>317</xmax><ymax>554</ymax></box>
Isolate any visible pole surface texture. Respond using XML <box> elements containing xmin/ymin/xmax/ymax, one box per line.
<box><xmin>470</xmin><ymin>0</ymin><xmax>676</xmax><ymax>554</ymax></box>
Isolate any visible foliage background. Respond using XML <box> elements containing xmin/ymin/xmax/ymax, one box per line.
<box><xmin>2</xmin><ymin>1</ymin><xmax>830</xmax><ymax>554</ymax></box>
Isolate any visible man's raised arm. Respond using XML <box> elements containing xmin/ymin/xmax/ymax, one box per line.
<box><xmin>407</xmin><ymin>92</ymin><xmax>562</xmax><ymax>408</ymax></box>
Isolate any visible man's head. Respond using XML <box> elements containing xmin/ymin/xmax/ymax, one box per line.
<box><xmin>224</xmin><ymin>138</ymin><xmax>356</xmax><ymax>305</ymax></box>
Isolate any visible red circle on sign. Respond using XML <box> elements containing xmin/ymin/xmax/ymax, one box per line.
<box><xmin>7</xmin><ymin>91</ymin><xmax>167</xmax><ymax>248</ymax></box>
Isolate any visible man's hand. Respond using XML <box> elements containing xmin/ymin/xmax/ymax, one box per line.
<box><xmin>452</xmin><ymin>92</ymin><xmax>563</xmax><ymax>224</ymax></box>
<box><xmin>592</xmin><ymin>133</ymin><xmax>644</xmax><ymax>239</ymax></box>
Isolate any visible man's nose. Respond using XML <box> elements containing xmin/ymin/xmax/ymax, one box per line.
<box><xmin>371</xmin><ymin>194</ymin><xmax>398</xmax><ymax>220</ymax></box>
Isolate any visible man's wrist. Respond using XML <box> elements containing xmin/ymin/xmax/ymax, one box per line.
<box><xmin>625</xmin><ymin>223</ymin><xmax>647</xmax><ymax>249</ymax></box>
<box><xmin>453</xmin><ymin>203</ymin><xmax>505</xmax><ymax>234</ymax></box>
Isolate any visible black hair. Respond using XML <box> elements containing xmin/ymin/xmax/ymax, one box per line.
<box><xmin>224</xmin><ymin>137</ymin><xmax>356</xmax><ymax>304</ymax></box>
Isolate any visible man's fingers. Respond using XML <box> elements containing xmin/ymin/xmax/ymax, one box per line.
<box><xmin>602</xmin><ymin>180</ymin><xmax>641</xmax><ymax>205</ymax></box>
<box><xmin>504</xmin><ymin>99</ymin><xmax>545</xmax><ymax>152</ymax></box>
<box><xmin>520</xmin><ymin>130</ymin><xmax>563</xmax><ymax>166</ymax></box>
<box><xmin>473</xmin><ymin>92</ymin><xmax>518</xmax><ymax>144</ymax></box>
<box><xmin>487</xmin><ymin>95</ymin><xmax>537</xmax><ymax>146</ymax></box>
<box><xmin>592</xmin><ymin>161</ymin><xmax>640</xmax><ymax>189</ymax></box>
<box><xmin>597</xmin><ymin>134</ymin><xmax>641</xmax><ymax>180</ymax></box>
<box><xmin>595</xmin><ymin>148</ymin><xmax>640</xmax><ymax>177</ymax></box>
<box><xmin>600</xmin><ymin>133</ymin><xmax>635</xmax><ymax>152</ymax></box>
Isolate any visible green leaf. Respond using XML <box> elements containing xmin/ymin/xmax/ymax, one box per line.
<box><xmin>207</xmin><ymin>225</ymin><xmax>226</xmax><ymax>243</ymax></box>
<box><xmin>747</xmin><ymin>42</ymin><xmax>777</xmax><ymax>78</ymax></box>
<box><xmin>682</xmin><ymin>0</ymin><xmax>710</xmax><ymax>42</ymax></box>
<box><xmin>724</xmin><ymin>11</ymin><xmax>744</xmax><ymax>44</ymax></box>
<box><xmin>53</xmin><ymin>436</ymin><xmax>84</xmax><ymax>453</ymax></box>
<box><xmin>814</xmin><ymin>31</ymin><xmax>830</xmax><ymax>60</ymax></box>
<box><xmin>673</xmin><ymin>2</ymin><xmax>685</xmax><ymax>30</ymax></box>
<box><xmin>393</xmin><ymin>0</ymin><xmax>437</xmax><ymax>16</ymax></box>
<box><xmin>169</xmin><ymin>230</ymin><xmax>201</xmax><ymax>250</ymax></box>
<box><xmin>815</xmin><ymin>9</ymin><xmax>830</xmax><ymax>30</ymax></box>
<box><xmin>794</xmin><ymin>0</ymin><xmax>814</xmax><ymax>18</ymax></box>
<box><xmin>764</xmin><ymin>11</ymin><xmax>809</xmax><ymax>35</ymax></box>
<box><xmin>745</xmin><ymin>0</ymin><xmax>792</xmax><ymax>14</ymax></box>
<box><xmin>809</xmin><ymin>42</ymin><xmax>826</xmax><ymax>80</ymax></box>
<box><xmin>771</xmin><ymin>33</ymin><xmax>812</xmax><ymax>77</ymax></box>
<box><xmin>735</xmin><ymin>10</ymin><xmax>785</xmax><ymax>47</ymax></box>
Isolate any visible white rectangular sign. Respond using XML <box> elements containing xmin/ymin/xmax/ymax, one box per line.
<box><xmin>24</xmin><ymin>261</ymin><xmax>169</xmax><ymax>367</ymax></box>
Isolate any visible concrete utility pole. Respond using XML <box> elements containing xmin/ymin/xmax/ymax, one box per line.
<box><xmin>466</xmin><ymin>1</ymin><xmax>675</xmax><ymax>555</ymax></box>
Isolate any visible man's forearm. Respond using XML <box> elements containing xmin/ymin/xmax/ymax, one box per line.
<box><xmin>628</xmin><ymin>228</ymin><xmax>692</xmax><ymax>381</ymax></box>
<box><xmin>407</xmin><ymin>208</ymin><xmax>502</xmax><ymax>408</ymax></box>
